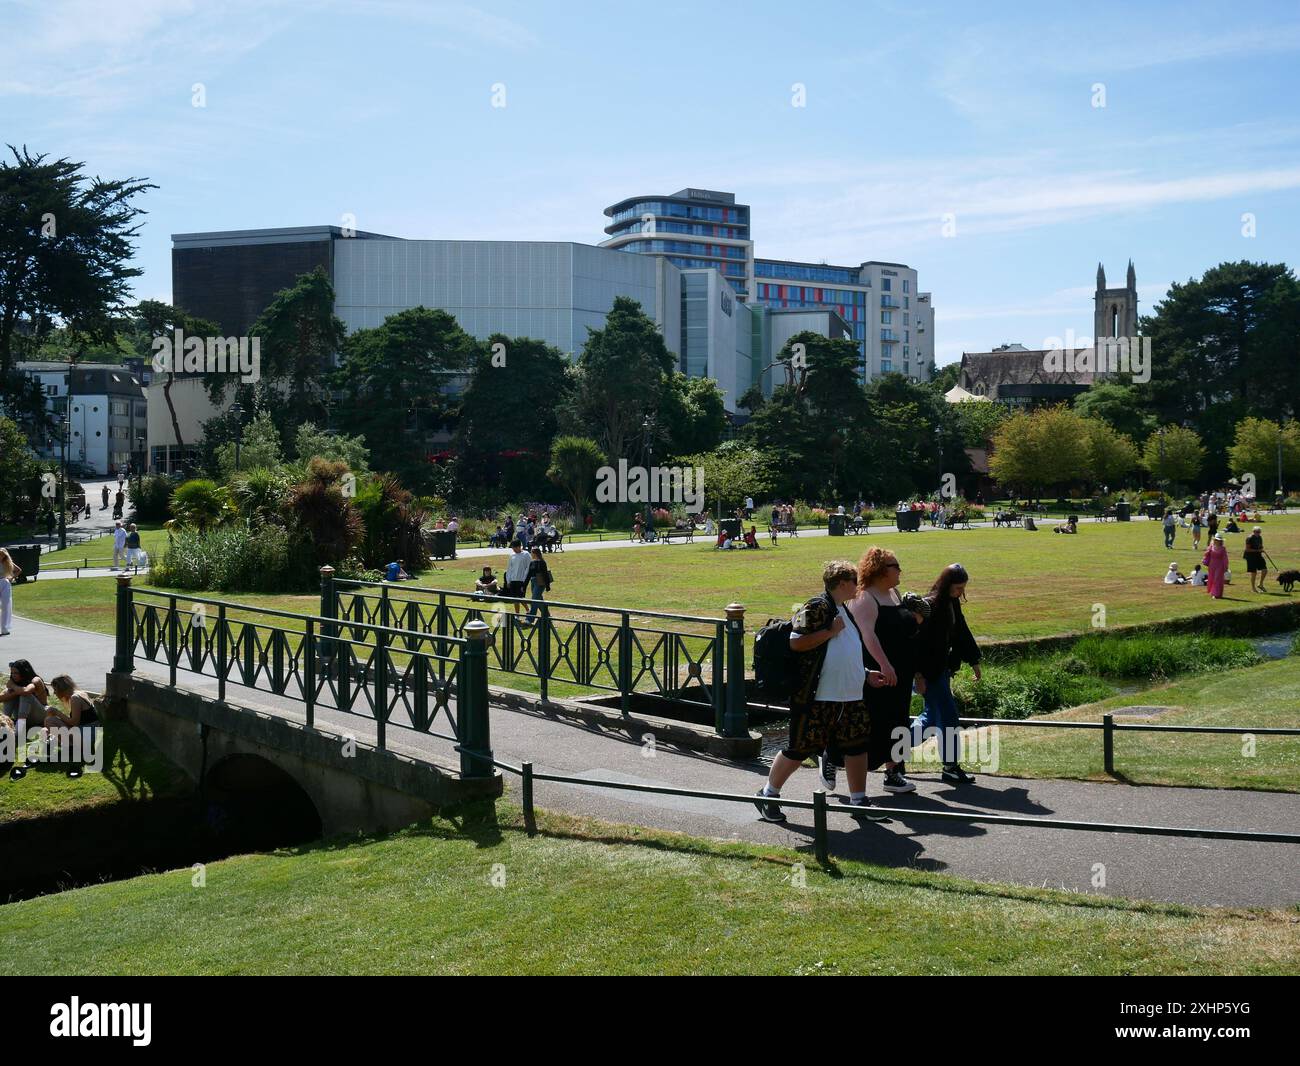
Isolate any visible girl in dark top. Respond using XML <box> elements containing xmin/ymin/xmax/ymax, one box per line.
<box><xmin>524</xmin><ymin>548</ymin><xmax>552</xmax><ymax>623</ymax></box>
<box><xmin>911</xmin><ymin>564</ymin><xmax>982</xmax><ymax>784</ymax></box>
<box><xmin>848</xmin><ymin>546</ymin><xmax>922</xmax><ymax>794</ymax></box>
<box><xmin>1244</xmin><ymin>526</ymin><xmax>1267</xmax><ymax>593</ymax></box>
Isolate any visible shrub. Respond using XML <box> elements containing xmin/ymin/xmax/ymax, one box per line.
<box><xmin>132</xmin><ymin>474</ymin><xmax>174</xmax><ymax>523</ymax></box>
<box><xmin>169</xmin><ymin>479</ymin><xmax>232</xmax><ymax>532</ymax></box>
<box><xmin>952</xmin><ymin>663</ymin><xmax>1112</xmax><ymax>720</ymax></box>
<box><xmin>1068</xmin><ymin>633</ymin><xmax>1261</xmax><ymax>680</ymax></box>
<box><xmin>651</xmin><ymin>507</ymin><xmax>673</xmax><ymax>528</ymax></box>
<box><xmin>284</xmin><ymin>459</ymin><xmax>364</xmax><ymax>567</ymax></box>
<box><xmin>152</xmin><ymin>524</ymin><xmax>311</xmax><ymax>593</ymax></box>
<box><xmin>354</xmin><ymin>473</ymin><xmax>431</xmax><ymax>571</ymax></box>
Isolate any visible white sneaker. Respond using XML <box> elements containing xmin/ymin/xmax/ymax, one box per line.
<box><xmin>817</xmin><ymin>755</ymin><xmax>837</xmax><ymax>794</ymax></box>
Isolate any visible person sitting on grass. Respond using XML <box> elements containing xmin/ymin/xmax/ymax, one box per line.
<box><xmin>743</xmin><ymin>525</ymin><xmax>760</xmax><ymax>549</ymax></box>
<box><xmin>715</xmin><ymin>530</ymin><xmax>737</xmax><ymax>550</ymax></box>
<box><xmin>474</xmin><ymin>566</ymin><xmax>499</xmax><ymax>597</ymax></box>
<box><xmin>1053</xmin><ymin>516</ymin><xmax>1078</xmax><ymax>534</ymax></box>
<box><xmin>1189</xmin><ymin>563</ymin><xmax>1207</xmax><ymax>586</ymax></box>
<box><xmin>1164</xmin><ymin>562</ymin><xmax>1188</xmax><ymax>585</ymax></box>
<box><xmin>42</xmin><ymin>674</ymin><xmax>100</xmax><ymax>779</ymax></box>
<box><xmin>383</xmin><ymin>560</ymin><xmax>411</xmax><ymax>581</ymax></box>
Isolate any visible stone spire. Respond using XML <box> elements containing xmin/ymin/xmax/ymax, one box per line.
<box><xmin>1126</xmin><ymin>259</ymin><xmax>1136</xmax><ymax>290</ymax></box>
<box><xmin>1097</xmin><ymin>262</ymin><xmax>1106</xmax><ymax>289</ymax></box>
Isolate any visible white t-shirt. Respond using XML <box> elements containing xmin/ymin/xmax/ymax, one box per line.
<box><xmin>113</xmin><ymin>527</ymin><xmax>127</xmax><ymax>548</ymax></box>
<box><xmin>795</xmin><ymin>603</ymin><xmax>865</xmax><ymax>702</ymax></box>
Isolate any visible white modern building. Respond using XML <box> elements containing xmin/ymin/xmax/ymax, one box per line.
<box><xmin>17</xmin><ymin>362</ymin><xmax>147</xmax><ymax>477</ymax></box>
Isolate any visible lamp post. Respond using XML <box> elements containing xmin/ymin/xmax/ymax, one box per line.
<box><xmin>58</xmin><ymin>412</ymin><xmax>69</xmax><ymax>551</ymax></box>
<box><xmin>230</xmin><ymin>402</ymin><xmax>244</xmax><ymax>472</ymax></box>
<box><xmin>641</xmin><ymin>414</ymin><xmax>654</xmax><ymax>533</ymax></box>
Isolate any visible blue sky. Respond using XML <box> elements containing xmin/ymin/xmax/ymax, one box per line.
<box><xmin>4</xmin><ymin>0</ymin><xmax>1299</xmax><ymax>364</ymax></box>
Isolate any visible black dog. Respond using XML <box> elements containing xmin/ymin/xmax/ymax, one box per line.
<box><xmin>1278</xmin><ymin>569</ymin><xmax>1300</xmax><ymax>593</ymax></box>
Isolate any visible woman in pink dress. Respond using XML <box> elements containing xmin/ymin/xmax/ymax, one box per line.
<box><xmin>1202</xmin><ymin>533</ymin><xmax>1228</xmax><ymax>598</ymax></box>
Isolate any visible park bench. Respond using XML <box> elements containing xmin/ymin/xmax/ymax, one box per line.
<box><xmin>770</xmin><ymin>522</ymin><xmax>800</xmax><ymax>537</ymax></box>
<box><xmin>1098</xmin><ymin>508</ymin><xmax>1118</xmax><ymax>521</ymax></box>
<box><xmin>945</xmin><ymin>512</ymin><xmax>973</xmax><ymax>530</ymax></box>
<box><xmin>993</xmin><ymin>510</ymin><xmax>1019</xmax><ymax>528</ymax></box>
<box><xmin>659</xmin><ymin>527</ymin><xmax>695</xmax><ymax>545</ymax></box>
<box><xmin>846</xmin><ymin>518</ymin><xmax>869</xmax><ymax>535</ymax></box>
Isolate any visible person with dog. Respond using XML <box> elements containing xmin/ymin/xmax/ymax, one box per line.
<box><xmin>911</xmin><ymin>563</ymin><xmax>981</xmax><ymax>784</ymax></box>
<box><xmin>754</xmin><ymin>560</ymin><xmax>888</xmax><ymax>824</ymax></box>
<box><xmin>1244</xmin><ymin>526</ymin><xmax>1268</xmax><ymax>593</ymax></box>
<box><xmin>1202</xmin><ymin>533</ymin><xmax>1229</xmax><ymax>599</ymax></box>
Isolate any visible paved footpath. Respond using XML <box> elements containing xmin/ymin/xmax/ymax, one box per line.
<box><xmin>4</xmin><ymin>614</ymin><xmax>1298</xmax><ymax>909</ymax></box>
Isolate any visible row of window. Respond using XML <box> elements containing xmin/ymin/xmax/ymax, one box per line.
<box><xmin>609</xmin><ymin>202</ymin><xmax>749</xmax><ymax>226</ymax></box>
<box><xmin>755</xmin><ymin>283</ymin><xmax>866</xmax><ymax>305</ymax></box>
<box><xmin>611</xmin><ymin>220</ymin><xmax>747</xmax><ymax>239</ymax></box>
<box><xmin>755</xmin><ymin>261</ymin><xmax>861</xmax><ymax>284</ymax></box>
<box><xmin>619</xmin><ymin>240</ymin><xmax>748</xmax><ymax>259</ymax></box>
<box><xmin>664</xmin><ymin>256</ymin><xmax>747</xmax><ymax>279</ymax></box>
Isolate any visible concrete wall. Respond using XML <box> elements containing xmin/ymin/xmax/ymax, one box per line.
<box><xmin>104</xmin><ymin>673</ymin><xmax>500</xmax><ymax>837</ymax></box>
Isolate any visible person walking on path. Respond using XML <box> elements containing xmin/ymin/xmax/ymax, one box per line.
<box><xmin>1162</xmin><ymin>509</ymin><xmax>1176</xmax><ymax>549</ymax></box>
<box><xmin>754</xmin><ymin>560</ymin><xmax>888</xmax><ymax>824</ymax></box>
<box><xmin>911</xmin><ymin>563</ymin><xmax>982</xmax><ymax>784</ymax></box>
<box><xmin>850</xmin><ymin>546</ymin><xmax>923</xmax><ymax>794</ymax></box>
<box><xmin>1190</xmin><ymin>511</ymin><xmax>1203</xmax><ymax>552</ymax></box>
<box><xmin>125</xmin><ymin>523</ymin><xmax>142</xmax><ymax>569</ymax></box>
<box><xmin>0</xmin><ymin>548</ymin><xmax>19</xmax><ymax>636</ymax></box>
<box><xmin>1202</xmin><ymin>533</ymin><xmax>1229</xmax><ymax>599</ymax></box>
<box><xmin>1244</xmin><ymin>526</ymin><xmax>1268</xmax><ymax>593</ymax></box>
<box><xmin>101</xmin><ymin>484</ymin><xmax>109</xmax><ymax>510</ymax></box>
<box><xmin>110</xmin><ymin>521</ymin><xmax>127</xmax><ymax>570</ymax></box>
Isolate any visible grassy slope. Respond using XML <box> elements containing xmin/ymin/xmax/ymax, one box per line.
<box><xmin>1</xmin><ymin>803</ymin><xmax>1296</xmax><ymax>975</ymax></box>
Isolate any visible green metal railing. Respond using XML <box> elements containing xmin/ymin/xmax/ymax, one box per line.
<box><xmin>326</xmin><ymin>573</ymin><xmax>750</xmax><ymax>738</ymax></box>
<box><xmin>113</xmin><ymin>577</ymin><xmax>495</xmax><ymax>776</ymax></box>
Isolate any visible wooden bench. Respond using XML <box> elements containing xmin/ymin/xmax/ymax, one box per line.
<box><xmin>993</xmin><ymin>511</ymin><xmax>1020</xmax><ymax>528</ymax></box>
<box><xmin>846</xmin><ymin>519</ymin><xmax>869</xmax><ymax>535</ymax></box>
<box><xmin>659</xmin><ymin>527</ymin><xmax>695</xmax><ymax>544</ymax></box>
<box><xmin>771</xmin><ymin>522</ymin><xmax>800</xmax><ymax>538</ymax></box>
<box><xmin>1098</xmin><ymin>508</ymin><xmax>1118</xmax><ymax>522</ymax></box>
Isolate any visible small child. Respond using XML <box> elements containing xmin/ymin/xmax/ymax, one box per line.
<box><xmin>1164</xmin><ymin>563</ymin><xmax>1187</xmax><ymax>585</ymax></box>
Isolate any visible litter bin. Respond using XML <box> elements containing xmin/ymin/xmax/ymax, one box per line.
<box><xmin>5</xmin><ymin>544</ymin><xmax>39</xmax><ymax>584</ymax></box>
<box><xmin>828</xmin><ymin>513</ymin><xmax>847</xmax><ymax>537</ymax></box>
<box><xmin>1115</xmin><ymin>500</ymin><xmax>1131</xmax><ymax>522</ymax></box>
<box><xmin>1145</xmin><ymin>502</ymin><xmax>1164</xmax><ymax>520</ymax></box>
<box><xmin>720</xmin><ymin>518</ymin><xmax>742</xmax><ymax>540</ymax></box>
<box><xmin>895</xmin><ymin>510</ymin><xmax>922</xmax><ymax>532</ymax></box>
<box><xmin>429</xmin><ymin>530</ymin><xmax>457</xmax><ymax>560</ymax></box>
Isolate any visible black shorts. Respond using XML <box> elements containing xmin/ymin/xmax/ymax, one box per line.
<box><xmin>783</xmin><ymin>699</ymin><xmax>870</xmax><ymax>761</ymax></box>
<box><xmin>502</xmin><ymin>580</ymin><xmax>526</xmax><ymax>599</ymax></box>
<box><xmin>1245</xmin><ymin>555</ymin><xmax>1266</xmax><ymax>572</ymax></box>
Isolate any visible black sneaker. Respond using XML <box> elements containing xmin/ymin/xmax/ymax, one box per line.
<box><xmin>882</xmin><ymin>769</ymin><xmax>917</xmax><ymax>793</ymax></box>
<box><xmin>754</xmin><ymin>789</ymin><xmax>787</xmax><ymax>823</ymax></box>
<box><xmin>848</xmin><ymin>797</ymin><xmax>890</xmax><ymax>823</ymax></box>
<box><xmin>817</xmin><ymin>755</ymin><xmax>837</xmax><ymax>794</ymax></box>
<box><xmin>942</xmin><ymin>765</ymin><xmax>976</xmax><ymax>784</ymax></box>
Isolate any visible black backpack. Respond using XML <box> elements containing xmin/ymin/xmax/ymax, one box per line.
<box><xmin>753</xmin><ymin>617</ymin><xmax>798</xmax><ymax>700</ymax></box>
<box><xmin>754</xmin><ymin>593</ymin><xmax>833</xmax><ymax>701</ymax></box>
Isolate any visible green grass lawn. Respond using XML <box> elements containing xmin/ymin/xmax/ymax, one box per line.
<box><xmin>35</xmin><ymin>524</ymin><xmax>168</xmax><ymax>571</ymax></box>
<box><xmin>1</xmin><ymin>801</ymin><xmax>1295</xmax><ymax>975</ymax></box>
<box><xmin>934</xmin><ymin>653</ymin><xmax>1300</xmax><ymax>792</ymax></box>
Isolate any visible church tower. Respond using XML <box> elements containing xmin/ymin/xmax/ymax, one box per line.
<box><xmin>1094</xmin><ymin>260</ymin><xmax>1138</xmax><ymax>340</ymax></box>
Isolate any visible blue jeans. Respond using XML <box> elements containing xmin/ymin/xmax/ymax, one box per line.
<box><xmin>525</xmin><ymin>579</ymin><xmax>545</xmax><ymax>619</ymax></box>
<box><xmin>912</xmin><ymin>671</ymin><xmax>962</xmax><ymax>766</ymax></box>
<box><xmin>1164</xmin><ymin>526</ymin><xmax>1175</xmax><ymax>548</ymax></box>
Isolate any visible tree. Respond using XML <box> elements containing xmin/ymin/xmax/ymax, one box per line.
<box><xmin>657</xmin><ymin>373</ymin><xmax>727</xmax><ymax>459</ymax></box>
<box><xmin>929</xmin><ymin>362</ymin><xmax>960</xmax><ymax>391</ymax></box>
<box><xmin>168</xmin><ymin>479</ymin><xmax>232</xmax><ymax>532</ymax></box>
<box><xmin>1143</xmin><ymin>261</ymin><xmax>1300</xmax><ymax>477</ymax></box>
<box><xmin>0</xmin><ymin>415</ymin><xmax>41</xmax><ymax>525</ymax></box>
<box><xmin>1082</xmin><ymin>418</ymin><xmax>1140</xmax><ymax>487</ymax></box>
<box><xmin>214</xmin><ymin>268</ymin><xmax>348</xmax><ymax>440</ymax></box>
<box><xmin>334</xmin><ymin>306</ymin><xmax>480</xmax><ymax>491</ymax></box>
<box><xmin>284</xmin><ymin>458</ymin><xmax>364</xmax><ymax>567</ymax></box>
<box><xmin>353</xmin><ymin>473</ymin><xmax>431</xmax><ymax>570</ymax></box>
<box><xmin>214</xmin><ymin>409</ymin><xmax>283</xmax><ymax>478</ymax></box>
<box><xmin>0</xmin><ymin>146</ymin><xmax>154</xmax><ymax>378</ymax></box>
<box><xmin>678</xmin><ymin>441</ymin><xmax>775</xmax><ymax>515</ymax></box>
<box><xmin>546</xmin><ymin>435</ymin><xmax>605</xmax><ymax>523</ymax></box>
<box><xmin>1073</xmin><ymin>382</ymin><xmax>1156</xmax><ymax>443</ymax></box>
<box><xmin>948</xmin><ymin>396</ymin><xmax>1007</xmax><ymax>449</ymax></box>
<box><xmin>456</xmin><ymin>334</ymin><xmax>573</xmax><ymax>495</ymax></box>
<box><xmin>1141</xmin><ymin>424</ymin><xmax>1206</xmax><ymax>490</ymax></box>
<box><xmin>1225</xmin><ymin>416</ymin><xmax>1300</xmax><ymax>495</ymax></box>
<box><xmin>135</xmin><ymin>300</ymin><xmax>220</xmax><ymax>466</ymax></box>
<box><xmin>744</xmin><ymin>332</ymin><xmax>874</xmax><ymax>500</ymax></box>
<box><xmin>565</xmin><ymin>296</ymin><xmax>674</xmax><ymax>461</ymax></box>
<box><xmin>293</xmin><ymin>422</ymin><xmax>370</xmax><ymax>474</ymax></box>
<box><xmin>987</xmin><ymin>406</ymin><xmax>1091</xmax><ymax>500</ymax></box>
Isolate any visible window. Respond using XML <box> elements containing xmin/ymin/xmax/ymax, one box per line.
<box><xmin>903</xmin><ymin>280</ymin><xmax>910</xmax><ymax>292</ymax></box>
<box><xmin>881</xmin><ymin>278</ymin><xmax>891</xmax><ymax>292</ymax></box>
<box><xmin>881</xmin><ymin>311</ymin><xmax>892</xmax><ymax>324</ymax></box>
<box><xmin>881</xmin><ymin>360</ymin><xmax>892</xmax><ymax>372</ymax></box>
<box><xmin>904</xmin><ymin>313</ymin><xmax>909</xmax><ymax>325</ymax></box>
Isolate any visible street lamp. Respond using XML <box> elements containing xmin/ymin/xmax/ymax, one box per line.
<box><xmin>230</xmin><ymin>402</ymin><xmax>244</xmax><ymax>472</ymax></box>
<box><xmin>58</xmin><ymin>413</ymin><xmax>69</xmax><ymax>551</ymax></box>
<box><xmin>641</xmin><ymin>415</ymin><xmax>654</xmax><ymax>534</ymax></box>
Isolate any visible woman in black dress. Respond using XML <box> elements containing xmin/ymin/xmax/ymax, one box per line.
<box><xmin>847</xmin><ymin>546</ymin><xmax>922</xmax><ymax>794</ymax></box>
